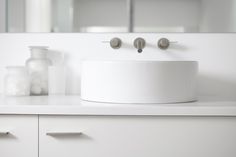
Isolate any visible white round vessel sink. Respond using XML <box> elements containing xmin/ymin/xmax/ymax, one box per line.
<box><xmin>81</xmin><ymin>60</ymin><xmax>198</xmax><ymax>104</ymax></box>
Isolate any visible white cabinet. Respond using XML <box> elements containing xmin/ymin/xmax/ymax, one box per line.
<box><xmin>39</xmin><ymin>116</ymin><xmax>236</xmax><ymax>157</ymax></box>
<box><xmin>0</xmin><ymin>115</ymin><xmax>38</xmax><ymax>157</ymax></box>
<box><xmin>0</xmin><ymin>115</ymin><xmax>235</xmax><ymax>157</ymax></box>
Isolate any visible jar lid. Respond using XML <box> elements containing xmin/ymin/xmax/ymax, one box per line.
<box><xmin>29</xmin><ymin>46</ymin><xmax>49</xmax><ymax>58</ymax></box>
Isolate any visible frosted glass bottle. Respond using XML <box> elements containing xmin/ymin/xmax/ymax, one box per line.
<box><xmin>26</xmin><ymin>46</ymin><xmax>52</xmax><ymax>95</ymax></box>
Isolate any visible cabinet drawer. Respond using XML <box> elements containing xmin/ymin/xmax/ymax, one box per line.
<box><xmin>0</xmin><ymin>115</ymin><xmax>38</xmax><ymax>157</ymax></box>
<box><xmin>39</xmin><ymin>116</ymin><xmax>236</xmax><ymax>157</ymax></box>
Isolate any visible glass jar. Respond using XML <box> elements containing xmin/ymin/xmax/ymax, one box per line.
<box><xmin>4</xmin><ymin>66</ymin><xmax>30</xmax><ymax>96</ymax></box>
<box><xmin>25</xmin><ymin>46</ymin><xmax>52</xmax><ymax>95</ymax></box>
<box><xmin>48</xmin><ymin>65</ymin><xmax>66</xmax><ymax>95</ymax></box>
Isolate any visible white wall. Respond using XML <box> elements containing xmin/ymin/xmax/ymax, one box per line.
<box><xmin>0</xmin><ymin>0</ymin><xmax>5</xmax><ymax>32</ymax></box>
<box><xmin>0</xmin><ymin>33</ymin><xmax>235</xmax><ymax>101</ymax></box>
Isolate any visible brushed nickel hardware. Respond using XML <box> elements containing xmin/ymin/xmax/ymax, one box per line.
<box><xmin>110</xmin><ymin>38</ymin><xmax>122</xmax><ymax>49</ymax></box>
<box><xmin>46</xmin><ymin>132</ymin><xmax>83</xmax><ymax>136</ymax></box>
<box><xmin>158</xmin><ymin>38</ymin><xmax>177</xmax><ymax>50</ymax></box>
<box><xmin>134</xmin><ymin>37</ymin><xmax>145</xmax><ymax>53</ymax></box>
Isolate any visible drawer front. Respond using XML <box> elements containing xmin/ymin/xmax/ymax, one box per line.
<box><xmin>39</xmin><ymin>116</ymin><xmax>236</xmax><ymax>157</ymax></box>
<box><xmin>0</xmin><ymin>115</ymin><xmax>38</xmax><ymax>157</ymax></box>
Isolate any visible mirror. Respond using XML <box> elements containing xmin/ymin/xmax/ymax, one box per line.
<box><xmin>0</xmin><ymin>0</ymin><xmax>236</xmax><ymax>33</ymax></box>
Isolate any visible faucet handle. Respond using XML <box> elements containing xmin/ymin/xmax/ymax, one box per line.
<box><xmin>110</xmin><ymin>38</ymin><xmax>122</xmax><ymax>49</ymax></box>
<box><xmin>102</xmin><ymin>38</ymin><xmax>122</xmax><ymax>49</ymax></box>
<box><xmin>158</xmin><ymin>38</ymin><xmax>177</xmax><ymax>50</ymax></box>
<box><xmin>134</xmin><ymin>38</ymin><xmax>145</xmax><ymax>53</ymax></box>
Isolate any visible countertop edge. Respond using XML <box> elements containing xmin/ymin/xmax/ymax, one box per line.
<box><xmin>0</xmin><ymin>96</ymin><xmax>236</xmax><ymax>116</ymax></box>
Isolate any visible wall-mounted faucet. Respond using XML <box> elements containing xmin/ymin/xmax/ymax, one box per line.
<box><xmin>107</xmin><ymin>37</ymin><xmax>177</xmax><ymax>51</ymax></box>
<box><xmin>134</xmin><ymin>38</ymin><xmax>145</xmax><ymax>53</ymax></box>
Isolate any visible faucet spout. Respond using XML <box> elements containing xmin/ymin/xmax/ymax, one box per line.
<box><xmin>137</xmin><ymin>40</ymin><xmax>143</xmax><ymax>53</ymax></box>
<box><xmin>134</xmin><ymin>38</ymin><xmax>145</xmax><ymax>53</ymax></box>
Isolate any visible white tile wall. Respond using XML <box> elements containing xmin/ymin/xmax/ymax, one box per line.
<box><xmin>0</xmin><ymin>33</ymin><xmax>235</xmax><ymax>101</ymax></box>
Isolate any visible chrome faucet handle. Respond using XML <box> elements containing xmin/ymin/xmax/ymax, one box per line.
<box><xmin>134</xmin><ymin>38</ymin><xmax>145</xmax><ymax>53</ymax></box>
<box><xmin>158</xmin><ymin>38</ymin><xmax>178</xmax><ymax>50</ymax></box>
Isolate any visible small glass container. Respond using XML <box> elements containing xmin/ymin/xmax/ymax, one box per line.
<box><xmin>4</xmin><ymin>66</ymin><xmax>30</xmax><ymax>96</ymax></box>
<box><xmin>48</xmin><ymin>65</ymin><xmax>66</xmax><ymax>95</ymax></box>
<box><xmin>25</xmin><ymin>46</ymin><xmax>52</xmax><ymax>95</ymax></box>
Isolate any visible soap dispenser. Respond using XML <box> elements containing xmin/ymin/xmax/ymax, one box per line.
<box><xmin>25</xmin><ymin>46</ymin><xmax>52</xmax><ymax>95</ymax></box>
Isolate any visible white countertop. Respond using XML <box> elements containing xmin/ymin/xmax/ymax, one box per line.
<box><xmin>0</xmin><ymin>96</ymin><xmax>236</xmax><ymax>116</ymax></box>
